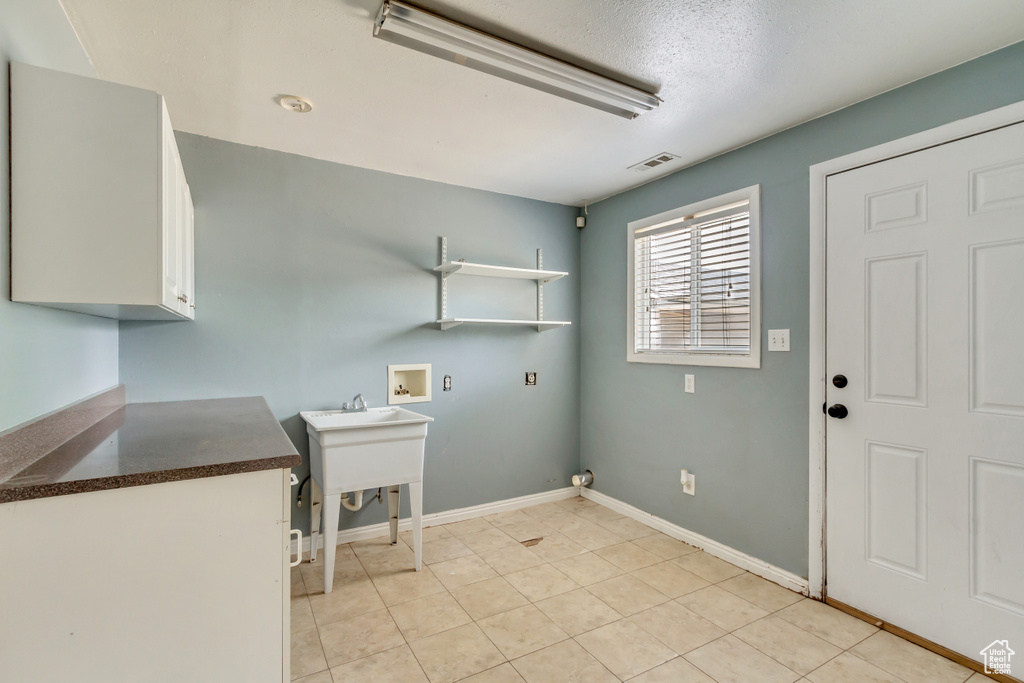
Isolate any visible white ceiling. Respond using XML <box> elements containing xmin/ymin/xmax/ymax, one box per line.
<box><xmin>62</xmin><ymin>0</ymin><xmax>1024</xmax><ymax>206</ymax></box>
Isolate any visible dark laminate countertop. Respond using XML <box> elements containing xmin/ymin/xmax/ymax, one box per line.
<box><xmin>0</xmin><ymin>396</ymin><xmax>300</xmax><ymax>502</ymax></box>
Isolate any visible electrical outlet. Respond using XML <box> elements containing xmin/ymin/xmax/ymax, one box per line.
<box><xmin>685</xmin><ymin>374</ymin><xmax>695</xmax><ymax>393</ymax></box>
<box><xmin>768</xmin><ymin>329</ymin><xmax>790</xmax><ymax>352</ymax></box>
<box><xmin>443</xmin><ymin>375</ymin><xmax>452</xmax><ymax>391</ymax></box>
<box><xmin>680</xmin><ymin>469</ymin><xmax>696</xmax><ymax>495</ymax></box>
<box><xmin>525</xmin><ymin>372</ymin><xmax>537</xmax><ymax>386</ymax></box>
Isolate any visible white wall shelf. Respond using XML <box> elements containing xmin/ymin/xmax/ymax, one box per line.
<box><xmin>434</xmin><ymin>261</ymin><xmax>566</xmax><ymax>283</ymax></box>
<box><xmin>436</xmin><ymin>237</ymin><xmax>570</xmax><ymax>332</ymax></box>
<box><xmin>437</xmin><ymin>318</ymin><xmax>572</xmax><ymax>331</ymax></box>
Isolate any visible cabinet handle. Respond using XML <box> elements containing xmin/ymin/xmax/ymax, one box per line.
<box><xmin>178</xmin><ymin>293</ymin><xmax>189</xmax><ymax>304</ymax></box>
<box><xmin>290</xmin><ymin>529</ymin><xmax>302</xmax><ymax>567</ymax></box>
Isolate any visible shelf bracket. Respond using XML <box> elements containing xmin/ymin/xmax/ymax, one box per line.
<box><xmin>537</xmin><ymin>248</ymin><xmax>543</xmax><ymax>322</ymax></box>
<box><xmin>440</xmin><ymin>236</ymin><xmax>448</xmax><ymax>320</ymax></box>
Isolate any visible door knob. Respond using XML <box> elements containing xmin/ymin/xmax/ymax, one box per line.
<box><xmin>832</xmin><ymin>374</ymin><xmax>848</xmax><ymax>388</ymax></box>
<box><xmin>827</xmin><ymin>404</ymin><xmax>848</xmax><ymax>419</ymax></box>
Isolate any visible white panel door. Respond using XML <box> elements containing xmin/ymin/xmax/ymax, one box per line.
<box><xmin>826</xmin><ymin>122</ymin><xmax>1024</xmax><ymax>663</ymax></box>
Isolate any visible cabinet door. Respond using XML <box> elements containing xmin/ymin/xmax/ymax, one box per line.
<box><xmin>12</xmin><ymin>65</ymin><xmax>194</xmax><ymax>319</ymax></box>
<box><xmin>161</xmin><ymin>123</ymin><xmax>182</xmax><ymax>313</ymax></box>
<box><xmin>0</xmin><ymin>470</ymin><xmax>289</xmax><ymax>681</ymax></box>
<box><xmin>180</xmin><ymin>171</ymin><xmax>194</xmax><ymax>319</ymax></box>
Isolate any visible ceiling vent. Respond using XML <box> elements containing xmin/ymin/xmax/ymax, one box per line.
<box><xmin>628</xmin><ymin>152</ymin><xmax>680</xmax><ymax>172</ymax></box>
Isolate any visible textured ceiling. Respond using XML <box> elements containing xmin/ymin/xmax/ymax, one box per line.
<box><xmin>61</xmin><ymin>0</ymin><xmax>1024</xmax><ymax>205</ymax></box>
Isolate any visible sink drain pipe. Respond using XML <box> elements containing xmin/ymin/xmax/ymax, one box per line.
<box><xmin>572</xmin><ymin>470</ymin><xmax>594</xmax><ymax>488</ymax></box>
<box><xmin>298</xmin><ymin>480</ymin><xmax>365</xmax><ymax>512</ymax></box>
<box><xmin>341</xmin><ymin>490</ymin><xmax>364</xmax><ymax>511</ymax></box>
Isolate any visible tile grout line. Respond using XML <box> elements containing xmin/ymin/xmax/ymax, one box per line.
<box><xmin>306</xmin><ymin>503</ymin><xmax>727</xmax><ymax>681</ymax></box>
<box><xmin>444</xmin><ymin>513</ymin><xmax>590</xmax><ymax>680</ymax></box>
<box><xmin>294</xmin><ymin>497</ymin><xmax>986</xmax><ymax>683</ymax></box>
<box><xmin>630</xmin><ymin>561</ymin><xmax>771</xmax><ymax>682</ymax></box>
<box><xmin>363</xmin><ymin>541</ymin><xmax>442</xmax><ymax>683</ymax></box>
<box><xmin>727</xmin><ymin>611</ymin><xmax>836</xmax><ymax>680</ymax></box>
<box><xmin>392</xmin><ymin>517</ymin><xmax>516</xmax><ymax>681</ymax></box>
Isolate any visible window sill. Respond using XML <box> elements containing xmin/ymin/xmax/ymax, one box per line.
<box><xmin>627</xmin><ymin>350</ymin><xmax>761</xmax><ymax>369</ymax></box>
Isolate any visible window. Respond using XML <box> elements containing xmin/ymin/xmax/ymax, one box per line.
<box><xmin>627</xmin><ymin>185</ymin><xmax>760</xmax><ymax>368</ymax></box>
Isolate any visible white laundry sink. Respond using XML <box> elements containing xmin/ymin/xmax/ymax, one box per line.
<box><xmin>302</xmin><ymin>407</ymin><xmax>433</xmax><ymax>491</ymax></box>
<box><xmin>300</xmin><ymin>406</ymin><xmax>433</xmax><ymax>593</ymax></box>
<box><xmin>301</xmin><ymin>407</ymin><xmax>433</xmax><ymax>431</ymax></box>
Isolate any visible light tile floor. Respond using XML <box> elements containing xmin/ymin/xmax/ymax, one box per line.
<box><xmin>291</xmin><ymin>496</ymin><xmax>994</xmax><ymax>683</ymax></box>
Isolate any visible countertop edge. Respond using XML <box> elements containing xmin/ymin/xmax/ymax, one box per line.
<box><xmin>0</xmin><ymin>453</ymin><xmax>302</xmax><ymax>503</ymax></box>
<box><xmin>0</xmin><ymin>385</ymin><xmax>126</xmax><ymax>483</ymax></box>
<box><xmin>1</xmin><ymin>395</ymin><xmax>302</xmax><ymax>504</ymax></box>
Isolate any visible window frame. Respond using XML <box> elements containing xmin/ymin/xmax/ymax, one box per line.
<box><xmin>627</xmin><ymin>184</ymin><xmax>761</xmax><ymax>369</ymax></box>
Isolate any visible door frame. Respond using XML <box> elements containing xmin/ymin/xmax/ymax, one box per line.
<box><xmin>807</xmin><ymin>99</ymin><xmax>1024</xmax><ymax>600</ymax></box>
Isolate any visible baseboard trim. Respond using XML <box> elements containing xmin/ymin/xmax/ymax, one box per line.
<box><xmin>298</xmin><ymin>484</ymin><xmax>811</xmax><ymax>598</ymax></box>
<box><xmin>581</xmin><ymin>488</ymin><xmax>810</xmax><ymax>595</ymax></box>
<box><xmin>297</xmin><ymin>486</ymin><xmax>580</xmax><ymax>552</ymax></box>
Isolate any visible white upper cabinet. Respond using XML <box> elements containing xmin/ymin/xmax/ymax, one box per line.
<box><xmin>11</xmin><ymin>63</ymin><xmax>195</xmax><ymax>320</ymax></box>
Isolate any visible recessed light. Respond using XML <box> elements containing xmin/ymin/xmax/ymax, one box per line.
<box><xmin>278</xmin><ymin>95</ymin><xmax>313</xmax><ymax>113</ymax></box>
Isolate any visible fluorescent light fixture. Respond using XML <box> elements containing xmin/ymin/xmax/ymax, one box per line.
<box><xmin>373</xmin><ymin>0</ymin><xmax>661</xmax><ymax>119</ymax></box>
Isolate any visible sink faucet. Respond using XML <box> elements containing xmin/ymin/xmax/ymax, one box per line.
<box><xmin>341</xmin><ymin>393</ymin><xmax>368</xmax><ymax>413</ymax></box>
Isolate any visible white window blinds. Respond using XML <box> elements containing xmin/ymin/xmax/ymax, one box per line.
<box><xmin>634</xmin><ymin>202</ymin><xmax>751</xmax><ymax>355</ymax></box>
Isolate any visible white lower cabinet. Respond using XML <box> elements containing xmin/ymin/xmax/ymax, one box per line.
<box><xmin>0</xmin><ymin>470</ymin><xmax>291</xmax><ymax>682</ymax></box>
<box><xmin>11</xmin><ymin>62</ymin><xmax>195</xmax><ymax>320</ymax></box>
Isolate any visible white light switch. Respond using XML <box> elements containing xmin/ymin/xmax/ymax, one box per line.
<box><xmin>681</xmin><ymin>469</ymin><xmax>696</xmax><ymax>495</ymax></box>
<box><xmin>685</xmin><ymin>374</ymin><xmax>695</xmax><ymax>393</ymax></box>
<box><xmin>768</xmin><ymin>329</ymin><xmax>790</xmax><ymax>352</ymax></box>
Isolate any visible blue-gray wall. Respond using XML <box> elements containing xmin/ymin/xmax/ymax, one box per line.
<box><xmin>0</xmin><ymin>2</ymin><xmax>120</xmax><ymax>433</ymax></box>
<box><xmin>580</xmin><ymin>41</ymin><xmax>1024</xmax><ymax>577</ymax></box>
<box><xmin>119</xmin><ymin>134</ymin><xmax>581</xmax><ymax>530</ymax></box>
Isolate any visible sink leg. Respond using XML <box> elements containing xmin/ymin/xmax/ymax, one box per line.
<box><xmin>309</xmin><ymin>479</ymin><xmax>323</xmax><ymax>564</ymax></box>
<box><xmin>387</xmin><ymin>485</ymin><xmax>401</xmax><ymax>545</ymax></box>
<box><xmin>409</xmin><ymin>481</ymin><xmax>423</xmax><ymax>572</ymax></box>
<box><xmin>322</xmin><ymin>493</ymin><xmax>341</xmax><ymax>594</ymax></box>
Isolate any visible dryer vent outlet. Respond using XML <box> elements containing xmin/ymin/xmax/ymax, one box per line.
<box><xmin>572</xmin><ymin>470</ymin><xmax>594</xmax><ymax>488</ymax></box>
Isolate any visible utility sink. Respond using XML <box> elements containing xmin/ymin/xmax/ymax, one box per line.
<box><xmin>301</xmin><ymin>407</ymin><xmax>434</xmax><ymax>431</ymax></box>
<box><xmin>300</xmin><ymin>406</ymin><xmax>433</xmax><ymax>593</ymax></box>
